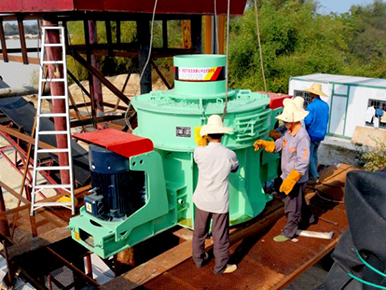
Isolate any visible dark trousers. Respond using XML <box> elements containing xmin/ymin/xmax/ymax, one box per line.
<box><xmin>310</xmin><ymin>140</ymin><xmax>321</xmax><ymax>179</ymax></box>
<box><xmin>192</xmin><ymin>206</ymin><xmax>229</xmax><ymax>274</ymax></box>
<box><xmin>282</xmin><ymin>183</ymin><xmax>316</xmax><ymax>238</ymax></box>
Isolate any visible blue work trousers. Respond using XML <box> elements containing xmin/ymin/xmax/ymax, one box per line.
<box><xmin>309</xmin><ymin>141</ymin><xmax>321</xmax><ymax>180</ymax></box>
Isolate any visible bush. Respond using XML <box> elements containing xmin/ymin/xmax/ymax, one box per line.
<box><xmin>356</xmin><ymin>138</ymin><xmax>386</xmax><ymax>171</ymax></box>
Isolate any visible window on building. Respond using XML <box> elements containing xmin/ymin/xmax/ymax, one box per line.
<box><xmin>293</xmin><ymin>90</ymin><xmax>310</xmax><ymax>109</ymax></box>
<box><xmin>366</xmin><ymin>99</ymin><xmax>386</xmax><ymax>128</ymax></box>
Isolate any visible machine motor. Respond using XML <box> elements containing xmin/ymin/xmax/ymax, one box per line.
<box><xmin>85</xmin><ymin>144</ymin><xmax>146</xmax><ymax>220</ymax></box>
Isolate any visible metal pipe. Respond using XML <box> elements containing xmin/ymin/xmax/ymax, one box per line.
<box><xmin>0</xmin><ymin>85</ymin><xmax>49</xmax><ymax>98</ymax></box>
<box><xmin>42</xmin><ymin>19</ymin><xmax>70</xmax><ymax>185</ymax></box>
<box><xmin>85</xmin><ymin>254</ymin><xmax>93</xmax><ymax>277</ymax></box>
<box><xmin>136</xmin><ymin>19</ymin><xmax>152</xmax><ymax>94</ymax></box>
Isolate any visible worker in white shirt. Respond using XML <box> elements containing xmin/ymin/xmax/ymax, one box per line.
<box><xmin>192</xmin><ymin>115</ymin><xmax>239</xmax><ymax>274</ymax></box>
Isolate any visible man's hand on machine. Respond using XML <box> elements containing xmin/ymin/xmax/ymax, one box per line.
<box><xmin>198</xmin><ymin>135</ymin><xmax>208</xmax><ymax>146</ymax></box>
<box><xmin>253</xmin><ymin>140</ymin><xmax>275</xmax><ymax>152</ymax></box>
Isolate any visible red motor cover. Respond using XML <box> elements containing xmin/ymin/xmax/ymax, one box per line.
<box><xmin>73</xmin><ymin>129</ymin><xmax>153</xmax><ymax>159</ymax></box>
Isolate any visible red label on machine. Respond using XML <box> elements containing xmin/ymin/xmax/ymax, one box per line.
<box><xmin>174</xmin><ymin>66</ymin><xmax>225</xmax><ymax>81</ymax></box>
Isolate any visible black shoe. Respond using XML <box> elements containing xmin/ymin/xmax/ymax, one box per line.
<box><xmin>298</xmin><ymin>216</ymin><xmax>318</xmax><ymax>230</ymax></box>
<box><xmin>195</xmin><ymin>252</ymin><xmax>209</xmax><ymax>268</ymax></box>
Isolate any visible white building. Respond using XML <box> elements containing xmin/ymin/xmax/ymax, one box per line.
<box><xmin>289</xmin><ymin>73</ymin><xmax>386</xmax><ymax>139</ymax></box>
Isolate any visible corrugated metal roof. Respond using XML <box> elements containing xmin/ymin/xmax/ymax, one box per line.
<box><xmin>292</xmin><ymin>73</ymin><xmax>386</xmax><ymax>89</ymax></box>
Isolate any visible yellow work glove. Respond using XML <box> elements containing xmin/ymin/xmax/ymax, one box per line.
<box><xmin>269</xmin><ymin>129</ymin><xmax>282</xmax><ymax>140</ymax></box>
<box><xmin>198</xmin><ymin>135</ymin><xmax>208</xmax><ymax>146</ymax></box>
<box><xmin>253</xmin><ymin>140</ymin><xmax>275</xmax><ymax>153</ymax></box>
<box><xmin>280</xmin><ymin>170</ymin><xmax>302</xmax><ymax>195</ymax></box>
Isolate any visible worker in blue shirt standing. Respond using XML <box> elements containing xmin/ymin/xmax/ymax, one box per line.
<box><xmin>304</xmin><ymin>83</ymin><xmax>329</xmax><ymax>184</ymax></box>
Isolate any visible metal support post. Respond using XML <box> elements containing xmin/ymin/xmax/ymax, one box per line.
<box><xmin>88</xmin><ymin>20</ymin><xmax>104</xmax><ymax>129</ymax></box>
<box><xmin>137</xmin><ymin>19</ymin><xmax>152</xmax><ymax>94</ymax></box>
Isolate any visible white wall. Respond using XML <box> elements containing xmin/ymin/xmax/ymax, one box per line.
<box><xmin>345</xmin><ymin>86</ymin><xmax>386</xmax><ymax>137</ymax></box>
<box><xmin>289</xmin><ymin>78</ymin><xmax>386</xmax><ymax>139</ymax></box>
<box><xmin>288</xmin><ymin>80</ymin><xmax>333</xmax><ymax>106</ymax></box>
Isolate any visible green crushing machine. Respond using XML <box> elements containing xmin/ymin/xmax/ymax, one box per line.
<box><xmin>69</xmin><ymin>54</ymin><xmax>280</xmax><ymax>258</ymax></box>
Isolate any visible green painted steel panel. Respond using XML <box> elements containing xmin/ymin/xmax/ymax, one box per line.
<box><xmin>132</xmin><ymin>55</ymin><xmax>278</xmax><ymax>229</ymax></box>
<box><xmin>69</xmin><ymin>55</ymin><xmax>280</xmax><ymax>258</ymax></box>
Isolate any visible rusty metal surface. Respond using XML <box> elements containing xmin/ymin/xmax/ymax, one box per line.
<box><xmin>137</xmin><ymin>164</ymin><xmax>354</xmax><ymax>290</ymax></box>
<box><xmin>0</xmin><ymin>0</ymin><xmax>247</xmax><ymax>15</ymax></box>
<box><xmin>0</xmin><ymin>186</ymin><xmax>89</xmax><ymax>258</ymax></box>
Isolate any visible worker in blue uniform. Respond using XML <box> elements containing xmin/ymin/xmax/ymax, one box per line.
<box><xmin>304</xmin><ymin>83</ymin><xmax>329</xmax><ymax>184</ymax></box>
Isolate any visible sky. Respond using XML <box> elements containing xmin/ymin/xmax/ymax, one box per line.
<box><xmin>317</xmin><ymin>0</ymin><xmax>376</xmax><ymax>14</ymax></box>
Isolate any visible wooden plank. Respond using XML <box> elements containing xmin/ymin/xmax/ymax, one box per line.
<box><xmin>104</xmin><ymin>199</ymin><xmax>284</xmax><ymax>289</ymax></box>
<box><xmin>0</xmin><ymin>181</ymin><xmax>31</xmax><ymax>205</ymax></box>
<box><xmin>6</xmin><ymin>186</ymin><xmax>90</xmax><ymax>259</ymax></box>
<box><xmin>134</xmin><ymin>167</ymin><xmax>352</xmax><ymax>290</ymax></box>
<box><xmin>8</xmin><ymin>226</ymin><xmax>70</xmax><ymax>259</ymax></box>
<box><xmin>271</xmin><ymin>237</ymin><xmax>339</xmax><ymax>289</ymax></box>
<box><xmin>103</xmin><ymin>238</ymin><xmax>214</xmax><ymax>290</ymax></box>
<box><xmin>0</xmin><ymin>55</ymin><xmax>39</xmax><ymax>64</ymax></box>
<box><xmin>172</xmin><ymin>228</ymin><xmax>193</xmax><ymax>241</ymax></box>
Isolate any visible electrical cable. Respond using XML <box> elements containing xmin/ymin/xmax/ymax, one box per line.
<box><xmin>354</xmin><ymin>248</ymin><xmax>386</xmax><ymax>279</ymax></box>
<box><xmin>221</xmin><ymin>0</ymin><xmax>231</xmax><ymax>121</ymax></box>
<box><xmin>214</xmin><ymin>0</ymin><xmax>219</xmax><ymax>54</ymax></box>
<box><xmin>347</xmin><ymin>273</ymin><xmax>386</xmax><ymax>289</ymax></box>
<box><xmin>315</xmin><ymin>189</ymin><xmax>345</xmax><ymax>204</ymax></box>
<box><xmin>125</xmin><ymin>0</ymin><xmax>159</xmax><ymax>130</ymax></box>
<box><xmin>254</xmin><ymin>0</ymin><xmax>268</xmax><ymax>94</ymax></box>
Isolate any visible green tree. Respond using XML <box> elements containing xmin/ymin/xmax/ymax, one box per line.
<box><xmin>228</xmin><ymin>0</ymin><xmax>386</xmax><ymax>93</ymax></box>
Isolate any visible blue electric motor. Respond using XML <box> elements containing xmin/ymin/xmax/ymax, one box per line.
<box><xmin>84</xmin><ymin>144</ymin><xmax>146</xmax><ymax>220</ymax></box>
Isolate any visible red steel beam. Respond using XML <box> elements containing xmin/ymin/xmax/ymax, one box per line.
<box><xmin>17</xmin><ymin>15</ymin><xmax>29</xmax><ymax>65</ymax></box>
<box><xmin>71</xmin><ymin>50</ymin><xmax>130</xmax><ymax>105</ymax></box>
<box><xmin>0</xmin><ymin>125</ymin><xmax>55</xmax><ymax>149</ymax></box>
<box><xmin>0</xmin><ymin>0</ymin><xmax>247</xmax><ymax>15</ymax></box>
<box><xmin>0</xmin><ymin>18</ymin><xmax>8</xmax><ymax>62</ymax></box>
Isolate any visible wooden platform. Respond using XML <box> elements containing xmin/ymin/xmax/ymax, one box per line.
<box><xmin>103</xmin><ymin>164</ymin><xmax>355</xmax><ymax>290</ymax></box>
